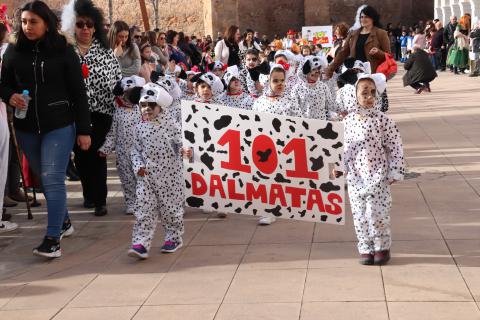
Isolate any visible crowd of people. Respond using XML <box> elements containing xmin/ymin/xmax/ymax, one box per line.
<box><xmin>0</xmin><ymin>0</ymin><xmax>477</xmax><ymax>265</ymax></box>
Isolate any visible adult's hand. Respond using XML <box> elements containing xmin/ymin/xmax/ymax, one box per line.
<box><xmin>77</xmin><ymin>135</ymin><xmax>91</xmax><ymax>151</ymax></box>
<box><xmin>8</xmin><ymin>93</ymin><xmax>27</xmax><ymax>109</ymax></box>
<box><xmin>369</xmin><ymin>47</ymin><xmax>379</xmax><ymax>55</ymax></box>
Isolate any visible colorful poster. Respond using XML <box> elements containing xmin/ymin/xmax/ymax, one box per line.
<box><xmin>302</xmin><ymin>26</ymin><xmax>334</xmax><ymax>47</ymax></box>
<box><xmin>182</xmin><ymin>101</ymin><xmax>345</xmax><ymax>225</ymax></box>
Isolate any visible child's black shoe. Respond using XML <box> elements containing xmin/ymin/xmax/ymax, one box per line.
<box><xmin>374</xmin><ymin>250</ymin><xmax>391</xmax><ymax>265</ymax></box>
<box><xmin>359</xmin><ymin>254</ymin><xmax>374</xmax><ymax>265</ymax></box>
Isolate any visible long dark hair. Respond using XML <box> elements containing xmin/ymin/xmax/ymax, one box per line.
<box><xmin>360</xmin><ymin>6</ymin><xmax>382</xmax><ymax>29</ymax></box>
<box><xmin>224</xmin><ymin>25</ymin><xmax>239</xmax><ymax>45</ymax></box>
<box><xmin>14</xmin><ymin>1</ymin><xmax>67</xmax><ymax>53</ymax></box>
<box><xmin>108</xmin><ymin>20</ymin><xmax>133</xmax><ymax>55</ymax></box>
<box><xmin>74</xmin><ymin>0</ymin><xmax>108</xmax><ymax>49</ymax></box>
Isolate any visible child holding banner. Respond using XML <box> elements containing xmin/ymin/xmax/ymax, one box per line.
<box><xmin>291</xmin><ymin>55</ymin><xmax>335</xmax><ymax>120</ymax></box>
<box><xmin>252</xmin><ymin>64</ymin><xmax>302</xmax><ymax>225</ymax></box>
<box><xmin>338</xmin><ymin>73</ymin><xmax>405</xmax><ymax>266</ymax></box>
<box><xmin>217</xmin><ymin>66</ymin><xmax>254</xmax><ymax>110</ymax></box>
<box><xmin>127</xmin><ymin>83</ymin><xmax>191</xmax><ymax>259</ymax></box>
<box><xmin>98</xmin><ymin>75</ymin><xmax>145</xmax><ymax>215</ymax></box>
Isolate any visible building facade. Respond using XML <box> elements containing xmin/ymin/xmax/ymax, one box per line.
<box><xmin>434</xmin><ymin>0</ymin><xmax>480</xmax><ymax>25</ymax></box>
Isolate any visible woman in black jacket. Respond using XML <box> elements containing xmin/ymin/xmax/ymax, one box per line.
<box><xmin>403</xmin><ymin>46</ymin><xmax>438</xmax><ymax>93</ymax></box>
<box><xmin>0</xmin><ymin>1</ymin><xmax>91</xmax><ymax>258</ymax></box>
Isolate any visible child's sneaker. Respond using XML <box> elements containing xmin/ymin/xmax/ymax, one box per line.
<box><xmin>60</xmin><ymin>220</ymin><xmax>74</xmax><ymax>240</ymax></box>
<box><xmin>0</xmin><ymin>220</ymin><xmax>18</xmax><ymax>233</ymax></box>
<box><xmin>374</xmin><ymin>250</ymin><xmax>391</xmax><ymax>265</ymax></box>
<box><xmin>128</xmin><ymin>244</ymin><xmax>149</xmax><ymax>259</ymax></box>
<box><xmin>359</xmin><ymin>254</ymin><xmax>374</xmax><ymax>265</ymax></box>
<box><xmin>33</xmin><ymin>236</ymin><xmax>61</xmax><ymax>258</ymax></box>
<box><xmin>161</xmin><ymin>241</ymin><xmax>183</xmax><ymax>253</ymax></box>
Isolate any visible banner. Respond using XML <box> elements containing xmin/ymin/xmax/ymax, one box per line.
<box><xmin>181</xmin><ymin>101</ymin><xmax>345</xmax><ymax>225</ymax></box>
<box><xmin>302</xmin><ymin>26</ymin><xmax>333</xmax><ymax>47</ymax></box>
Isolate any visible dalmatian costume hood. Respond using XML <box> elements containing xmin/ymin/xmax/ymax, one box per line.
<box><xmin>253</xmin><ymin>64</ymin><xmax>302</xmax><ymax>117</ymax></box>
<box><xmin>342</xmin><ymin>72</ymin><xmax>405</xmax><ymax>255</ymax></box>
<box><xmin>130</xmin><ymin>82</ymin><xmax>185</xmax><ymax>251</ymax></box>
<box><xmin>291</xmin><ymin>55</ymin><xmax>335</xmax><ymax>120</ymax></box>
<box><xmin>179</xmin><ymin>71</ymin><xmax>199</xmax><ymax>101</ymax></box>
<box><xmin>217</xmin><ymin>66</ymin><xmax>254</xmax><ymax>110</ymax></box>
<box><xmin>99</xmin><ymin>75</ymin><xmax>145</xmax><ymax>212</ymax></box>
<box><xmin>191</xmin><ymin>72</ymin><xmax>225</xmax><ymax>102</ymax></box>
<box><xmin>150</xmin><ymin>71</ymin><xmax>183</xmax><ymax>124</ymax></box>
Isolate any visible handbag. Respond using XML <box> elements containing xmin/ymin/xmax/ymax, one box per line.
<box><xmin>376</xmin><ymin>52</ymin><xmax>397</xmax><ymax>80</ymax></box>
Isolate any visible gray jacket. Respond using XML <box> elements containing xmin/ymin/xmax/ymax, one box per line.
<box><xmin>470</xmin><ymin>28</ymin><xmax>480</xmax><ymax>53</ymax></box>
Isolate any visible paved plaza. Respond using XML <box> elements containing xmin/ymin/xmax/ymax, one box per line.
<box><xmin>1</xmin><ymin>69</ymin><xmax>480</xmax><ymax>320</ymax></box>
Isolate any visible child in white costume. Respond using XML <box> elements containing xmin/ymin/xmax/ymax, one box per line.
<box><xmin>340</xmin><ymin>73</ymin><xmax>405</xmax><ymax>266</ymax></box>
<box><xmin>217</xmin><ymin>65</ymin><xmax>254</xmax><ymax>110</ymax></box>
<box><xmin>252</xmin><ymin>64</ymin><xmax>302</xmax><ymax>225</ymax></box>
<box><xmin>191</xmin><ymin>72</ymin><xmax>224</xmax><ymax>104</ymax></box>
<box><xmin>179</xmin><ymin>71</ymin><xmax>198</xmax><ymax>101</ymax></box>
<box><xmin>291</xmin><ymin>55</ymin><xmax>335</xmax><ymax>120</ymax></box>
<box><xmin>99</xmin><ymin>75</ymin><xmax>145</xmax><ymax>214</ymax></box>
<box><xmin>128</xmin><ymin>83</ymin><xmax>191</xmax><ymax>259</ymax></box>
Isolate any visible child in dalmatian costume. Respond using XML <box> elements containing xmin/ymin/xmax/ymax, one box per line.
<box><xmin>98</xmin><ymin>76</ymin><xmax>145</xmax><ymax>215</ymax></box>
<box><xmin>210</xmin><ymin>60</ymin><xmax>227</xmax><ymax>79</ymax></box>
<box><xmin>191</xmin><ymin>72</ymin><xmax>225</xmax><ymax>104</ymax></box>
<box><xmin>152</xmin><ymin>72</ymin><xmax>183</xmax><ymax>125</ymax></box>
<box><xmin>179</xmin><ymin>71</ymin><xmax>198</xmax><ymax>101</ymax></box>
<box><xmin>253</xmin><ymin>64</ymin><xmax>302</xmax><ymax>225</ymax></box>
<box><xmin>259</xmin><ymin>50</ymin><xmax>300</xmax><ymax>93</ymax></box>
<box><xmin>333</xmin><ymin>59</ymin><xmax>384</xmax><ymax>118</ymax></box>
<box><xmin>238</xmin><ymin>49</ymin><xmax>264</xmax><ymax>97</ymax></box>
<box><xmin>217</xmin><ymin>65</ymin><xmax>254</xmax><ymax>110</ymax></box>
<box><xmin>341</xmin><ymin>73</ymin><xmax>405</xmax><ymax>266</ymax></box>
<box><xmin>291</xmin><ymin>55</ymin><xmax>335</xmax><ymax>120</ymax></box>
<box><xmin>127</xmin><ymin>83</ymin><xmax>191</xmax><ymax>259</ymax></box>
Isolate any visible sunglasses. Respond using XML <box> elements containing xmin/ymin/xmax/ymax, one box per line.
<box><xmin>76</xmin><ymin>21</ymin><xmax>94</xmax><ymax>29</ymax></box>
<box><xmin>158</xmin><ymin>37</ymin><xmax>166</xmax><ymax>40</ymax></box>
<box><xmin>140</xmin><ymin>102</ymin><xmax>158</xmax><ymax>107</ymax></box>
<box><xmin>134</xmin><ymin>35</ymin><xmax>142</xmax><ymax>39</ymax></box>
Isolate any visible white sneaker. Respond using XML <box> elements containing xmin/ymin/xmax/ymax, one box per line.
<box><xmin>258</xmin><ymin>216</ymin><xmax>276</xmax><ymax>225</ymax></box>
<box><xmin>0</xmin><ymin>220</ymin><xmax>18</xmax><ymax>233</ymax></box>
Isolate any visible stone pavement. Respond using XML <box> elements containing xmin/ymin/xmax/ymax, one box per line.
<box><xmin>1</xmin><ymin>69</ymin><xmax>480</xmax><ymax>320</ymax></box>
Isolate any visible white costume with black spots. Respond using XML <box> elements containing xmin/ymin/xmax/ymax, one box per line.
<box><xmin>179</xmin><ymin>79</ymin><xmax>195</xmax><ymax>101</ymax></box>
<box><xmin>99</xmin><ymin>103</ymin><xmax>141</xmax><ymax>211</ymax></box>
<box><xmin>217</xmin><ymin>92</ymin><xmax>254</xmax><ymax>110</ymax></box>
<box><xmin>155</xmin><ymin>75</ymin><xmax>183</xmax><ymax>124</ymax></box>
<box><xmin>252</xmin><ymin>93</ymin><xmax>302</xmax><ymax>117</ymax></box>
<box><xmin>131</xmin><ymin>112</ymin><xmax>185</xmax><ymax>250</ymax></box>
<box><xmin>334</xmin><ymin>84</ymin><xmax>384</xmax><ymax>114</ymax></box>
<box><xmin>344</xmin><ymin>105</ymin><xmax>405</xmax><ymax>255</ymax></box>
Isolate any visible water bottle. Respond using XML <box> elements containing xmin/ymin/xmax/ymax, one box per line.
<box><xmin>14</xmin><ymin>90</ymin><xmax>30</xmax><ymax>119</ymax></box>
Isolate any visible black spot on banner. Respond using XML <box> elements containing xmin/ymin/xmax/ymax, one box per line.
<box><xmin>286</xmin><ymin>119</ymin><xmax>296</xmax><ymax>124</ymax></box>
<box><xmin>310</xmin><ymin>156</ymin><xmax>324</xmax><ymax>171</ymax></box>
<box><xmin>255</xmin><ymin>115</ymin><xmax>261</xmax><ymax>122</ymax></box>
<box><xmin>194</xmin><ymin>123</ymin><xmax>198</xmax><ymax>128</ymax></box>
<box><xmin>276</xmin><ymin>139</ymin><xmax>285</xmax><ymax>147</ymax></box>
<box><xmin>272</xmin><ymin>118</ymin><xmax>282</xmax><ymax>132</ymax></box>
<box><xmin>185</xmin><ymin>180</ymin><xmax>191</xmax><ymax>189</ymax></box>
<box><xmin>207</xmin><ymin>144</ymin><xmax>215</xmax><ymax>152</ymax></box>
<box><xmin>302</xmin><ymin>121</ymin><xmax>309</xmax><ymax>130</ymax></box>
<box><xmin>253</xmin><ymin>209</ymin><xmax>258</xmax><ymax>215</ymax></box>
<box><xmin>244</xmin><ymin>156</ymin><xmax>250</xmax><ymax>164</ymax></box>
<box><xmin>187</xmin><ymin>167</ymin><xmax>193</xmax><ymax>172</ymax></box>
<box><xmin>274</xmin><ymin>173</ymin><xmax>291</xmax><ymax>183</ymax></box>
<box><xmin>214</xmin><ymin>115</ymin><xmax>232</xmax><ymax>130</ymax></box>
<box><xmin>199</xmin><ymin>146</ymin><xmax>204</xmax><ymax>151</ymax></box>
<box><xmin>320</xmin><ymin>215</ymin><xmax>328</xmax><ymax>222</ymax></box>
<box><xmin>286</xmin><ymin>158</ymin><xmax>293</xmax><ymax>163</ymax></box>
<box><xmin>225</xmin><ymin>203</ymin><xmax>233</xmax><ymax>208</ymax></box>
<box><xmin>252</xmin><ymin>175</ymin><xmax>260</xmax><ymax>182</ymax></box>
<box><xmin>216</xmin><ymin>150</ymin><xmax>228</xmax><ymax>154</ymax></box>
<box><xmin>265</xmin><ymin>205</ymin><xmax>283</xmax><ymax>217</ymax></box>
<box><xmin>299</xmin><ymin>210</ymin><xmax>306</xmax><ymax>217</ymax></box>
<box><xmin>186</xmin><ymin>196</ymin><xmax>203</xmax><ymax>207</ymax></box>
<box><xmin>257</xmin><ymin>171</ymin><xmax>270</xmax><ymax>180</ymax></box>
<box><xmin>203</xmin><ymin>128</ymin><xmax>211</xmax><ymax>143</ymax></box>
<box><xmin>235</xmin><ymin>208</ymin><xmax>242</xmax><ymax>213</ymax></box>
<box><xmin>200</xmin><ymin>153</ymin><xmax>214</xmax><ymax>170</ymax></box>
<box><xmin>287</xmin><ymin>207</ymin><xmax>292</xmax><ymax>212</ymax></box>
<box><xmin>191</xmin><ymin>104</ymin><xmax>198</xmax><ymax>113</ymax></box>
<box><xmin>256</xmin><ymin>148</ymin><xmax>272</xmax><ymax>162</ymax></box>
<box><xmin>317</xmin><ymin>123</ymin><xmax>338</xmax><ymax>139</ymax></box>
<box><xmin>309</xmin><ymin>180</ymin><xmax>317</xmax><ymax>189</ymax></box>
<box><xmin>307</xmin><ymin>136</ymin><xmax>315</xmax><ymax>141</ymax></box>
<box><xmin>258</xmin><ymin>128</ymin><xmax>263</xmax><ymax>132</ymax></box>
<box><xmin>332</xmin><ymin>141</ymin><xmax>343</xmax><ymax>149</ymax></box>
<box><xmin>205</xmin><ymin>105</ymin><xmax>211</xmax><ymax>110</ymax></box>
<box><xmin>240</xmin><ymin>114</ymin><xmax>250</xmax><ymax>120</ymax></box>
<box><xmin>310</xmin><ymin>145</ymin><xmax>318</xmax><ymax>152</ymax></box>
<box><xmin>245</xmin><ymin>202</ymin><xmax>252</xmax><ymax>208</ymax></box>
<box><xmin>323</xmin><ymin>148</ymin><xmax>331</xmax><ymax>157</ymax></box>
<box><xmin>320</xmin><ymin>182</ymin><xmax>341</xmax><ymax>192</ymax></box>
<box><xmin>289</xmin><ymin>125</ymin><xmax>296</xmax><ymax>133</ymax></box>
<box><xmin>202</xmin><ymin>116</ymin><xmax>209</xmax><ymax>124</ymax></box>
<box><xmin>184</xmin><ymin>131</ymin><xmax>195</xmax><ymax>144</ymax></box>
<box><xmin>243</xmin><ymin>138</ymin><xmax>252</xmax><ymax>147</ymax></box>
<box><xmin>221</xmin><ymin>173</ymin><xmax>228</xmax><ymax>181</ymax></box>
<box><xmin>232</xmin><ymin>172</ymin><xmax>240</xmax><ymax>178</ymax></box>
<box><xmin>185</xmin><ymin>114</ymin><xmax>192</xmax><ymax>123</ymax></box>
<box><xmin>245</xmin><ymin>129</ymin><xmax>252</xmax><ymax>137</ymax></box>
<box><xmin>336</xmin><ymin>217</ymin><xmax>342</xmax><ymax>223</ymax></box>
<box><xmin>238</xmin><ymin>179</ymin><xmax>244</xmax><ymax>188</ymax></box>
<box><xmin>212</xmin><ymin>202</ymin><xmax>219</xmax><ymax>209</ymax></box>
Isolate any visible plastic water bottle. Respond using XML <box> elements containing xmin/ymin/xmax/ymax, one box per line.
<box><xmin>15</xmin><ymin>90</ymin><xmax>30</xmax><ymax>119</ymax></box>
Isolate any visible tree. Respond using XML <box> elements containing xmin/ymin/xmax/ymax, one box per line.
<box><xmin>150</xmin><ymin>0</ymin><xmax>159</xmax><ymax>29</ymax></box>
<box><xmin>108</xmin><ymin>0</ymin><xmax>113</xmax><ymax>24</ymax></box>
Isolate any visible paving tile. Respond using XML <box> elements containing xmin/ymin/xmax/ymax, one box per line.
<box><xmin>224</xmin><ymin>269</ymin><xmax>306</xmax><ymax>303</ymax></box>
<box><xmin>387</xmin><ymin>240</ymin><xmax>455</xmax><ymax>266</ymax></box>
<box><xmin>303</xmin><ymin>267</ymin><xmax>384</xmax><ymax>302</ymax></box>
<box><xmin>382</xmin><ymin>266</ymin><xmax>472</xmax><ymax>301</ymax></box>
<box><xmin>460</xmin><ymin>267</ymin><xmax>480</xmax><ymax>301</ymax></box>
<box><xmin>133</xmin><ymin>305</ymin><xmax>218</xmax><ymax>320</ymax></box>
<box><xmin>308</xmin><ymin>242</ymin><xmax>359</xmax><ymax>268</ymax></box>
<box><xmin>170</xmin><ymin>245</ymin><xmax>247</xmax><ymax>272</ymax></box>
<box><xmin>0</xmin><ymin>309</ymin><xmax>58</xmax><ymax>319</ymax></box>
<box><xmin>54</xmin><ymin>306</ymin><xmax>139</xmax><ymax>320</ymax></box>
<box><xmin>447</xmin><ymin>240</ymin><xmax>480</xmax><ymax>267</ymax></box>
<box><xmin>313</xmin><ymin>211</ymin><xmax>357</xmax><ymax>242</ymax></box>
<box><xmin>250</xmin><ymin>220</ymin><xmax>315</xmax><ymax>244</ymax></box>
<box><xmin>388</xmin><ymin>302</ymin><xmax>480</xmax><ymax>320</ymax></box>
<box><xmin>190</xmin><ymin>216</ymin><xmax>257</xmax><ymax>245</ymax></box>
<box><xmin>239</xmin><ymin>243</ymin><xmax>310</xmax><ymax>270</ymax></box>
<box><xmin>68</xmin><ymin>274</ymin><xmax>164</xmax><ymax>307</ymax></box>
<box><xmin>300</xmin><ymin>302</ymin><xmax>388</xmax><ymax>320</ymax></box>
<box><xmin>216</xmin><ymin>302</ymin><xmax>300</xmax><ymax>320</ymax></box>
<box><xmin>145</xmin><ymin>269</ymin><xmax>235</xmax><ymax>305</ymax></box>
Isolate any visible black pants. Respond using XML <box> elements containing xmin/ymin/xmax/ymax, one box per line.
<box><xmin>73</xmin><ymin>111</ymin><xmax>112</xmax><ymax>207</ymax></box>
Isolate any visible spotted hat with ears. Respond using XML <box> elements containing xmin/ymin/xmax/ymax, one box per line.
<box><xmin>301</xmin><ymin>55</ymin><xmax>328</xmax><ymax>75</ymax></box>
<box><xmin>191</xmin><ymin>72</ymin><xmax>225</xmax><ymax>96</ymax></box>
<box><xmin>223</xmin><ymin>65</ymin><xmax>241</xmax><ymax>87</ymax></box>
<box><xmin>128</xmin><ymin>83</ymin><xmax>173</xmax><ymax>109</ymax></box>
<box><xmin>356</xmin><ymin>73</ymin><xmax>387</xmax><ymax>96</ymax></box>
<box><xmin>209</xmin><ymin>60</ymin><xmax>227</xmax><ymax>71</ymax></box>
<box><xmin>112</xmin><ymin>75</ymin><xmax>146</xmax><ymax>96</ymax></box>
<box><xmin>151</xmin><ymin>71</ymin><xmax>182</xmax><ymax>100</ymax></box>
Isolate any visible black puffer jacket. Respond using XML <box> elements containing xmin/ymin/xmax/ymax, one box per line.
<box><xmin>403</xmin><ymin>49</ymin><xmax>437</xmax><ymax>87</ymax></box>
<box><xmin>0</xmin><ymin>37</ymin><xmax>91</xmax><ymax>135</ymax></box>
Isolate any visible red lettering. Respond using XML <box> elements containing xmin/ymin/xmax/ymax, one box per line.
<box><xmin>307</xmin><ymin>189</ymin><xmax>325</xmax><ymax>212</ymax></box>
<box><xmin>252</xmin><ymin>135</ymin><xmax>278</xmax><ymax>174</ymax></box>
<box><xmin>227</xmin><ymin>179</ymin><xmax>245</xmax><ymax>200</ymax></box>
<box><xmin>218</xmin><ymin>129</ymin><xmax>251</xmax><ymax>173</ymax></box>
<box><xmin>246</xmin><ymin>183</ymin><xmax>268</xmax><ymax>203</ymax></box>
<box><xmin>191</xmin><ymin>173</ymin><xmax>207</xmax><ymax>196</ymax></box>
<box><xmin>285</xmin><ymin>186</ymin><xmax>306</xmax><ymax>208</ymax></box>
<box><xmin>325</xmin><ymin>193</ymin><xmax>343</xmax><ymax>215</ymax></box>
<box><xmin>269</xmin><ymin>184</ymin><xmax>287</xmax><ymax>206</ymax></box>
<box><xmin>282</xmin><ymin>138</ymin><xmax>319</xmax><ymax>180</ymax></box>
<box><xmin>209</xmin><ymin>174</ymin><xmax>226</xmax><ymax>198</ymax></box>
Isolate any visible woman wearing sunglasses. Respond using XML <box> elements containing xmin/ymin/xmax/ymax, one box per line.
<box><xmin>61</xmin><ymin>0</ymin><xmax>122</xmax><ymax>217</ymax></box>
<box><xmin>0</xmin><ymin>1</ymin><xmax>91</xmax><ymax>257</ymax></box>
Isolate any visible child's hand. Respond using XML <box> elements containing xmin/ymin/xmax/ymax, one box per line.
<box><xmin>137</xmin><ymin>167</ymin><xmax>147</xmax><ymax>177</ymax></box>
<box><xmin>182</xmin><ymin>147</ymin><xmax>193</xmax><ymax>159</ymax></box>
<box><xmin>388</xmin><ymin>179</ymin><xmax>397</xmax><ymax>185</ymax></box>
<box><xmin>98</xmin><ymin>151</ymin><xmax>107</xmax><ymax>158</ymax></box>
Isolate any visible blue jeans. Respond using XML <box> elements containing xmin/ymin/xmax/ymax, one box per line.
<box><xmin>16</xmin><ymin>125</ymin><xmax>75</xmax><ymax>239</ymax></box>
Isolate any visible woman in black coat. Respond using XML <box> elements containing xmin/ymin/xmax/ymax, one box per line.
<box><xmin>0</xmin><ymin>1</ymin><xmax>91</xmax><ymax>258</ymax></box>
<box><xmin>403</xmin><ymin>46</ymin><xmax>438</xmax><ymax>93</ymax></box>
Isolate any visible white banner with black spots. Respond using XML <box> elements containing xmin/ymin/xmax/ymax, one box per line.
<box><xmin>181</xmin><ymin>101</ymin><xmax>345</xmax><ymax>225</ymax></box>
